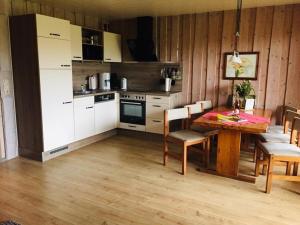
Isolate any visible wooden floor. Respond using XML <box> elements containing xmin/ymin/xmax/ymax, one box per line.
<box><xmin>1</xmin><ymin>134</ymin><xmax>300</xmax><ymax>225</ymax></box>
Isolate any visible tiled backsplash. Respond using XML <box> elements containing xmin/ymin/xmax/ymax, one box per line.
<box><xmin>111</xmin><ymin>62</ymin><xmax>182</xmax><ymax>92</ymax></box>
<box><xmin>72</xmin><ymin>62</ymin><xmax>182</xmax><ymax>92</ymax></box>
<box><xmin>72</xmin><ymin>62</ymin><xmax>111</xmax><ymax>91</ymax></box>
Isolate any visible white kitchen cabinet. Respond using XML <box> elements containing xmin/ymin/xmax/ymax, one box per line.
<box><xmin>37</xmin><ymin>37</ymin><xmax>72</xmax><ymax>69</ymax></box>
<box><xmin>95</xmin><ymin>99</ymin><xmax>118</xmax><ymax>134</ymax></box>
<box><xmin>40</xmin><ymin>70</ymin><xmax>74</xmax><ymax>151</ymax></box>
<box><xmin>71</xmin><ymin>25</ymin><xmax>83</xmax><ymax>61</ymax></box>
<box><xmin>36</xmin><ymin>14</ymin><xmax>70</xmax><ymax>40</ymax></box>
<box><xmin>74</xmin><ymin>97</ymin><xmax>95</xmax><ymax>141</ymax></box>
<box><xmin>103</xmin><ymin>32</ymin><xmax>122</xmax><ymax>62</ymax></box>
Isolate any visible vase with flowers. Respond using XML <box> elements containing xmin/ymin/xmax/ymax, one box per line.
<box><xmin>234</xmin><ymin>80</ymin><xmax>255</xmax><ymax>109</ymax></box>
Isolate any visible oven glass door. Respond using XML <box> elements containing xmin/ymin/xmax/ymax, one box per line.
<box><xmin>120</xmin><ymin>100</ymin><xmax>145</xmax><ymax>125</ymax></box>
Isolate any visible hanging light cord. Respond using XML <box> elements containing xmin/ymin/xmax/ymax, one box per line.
<box><xmin>234</xmin><ymin>0</ymin><xmax>242</xmax><ymax>51</ymax></box>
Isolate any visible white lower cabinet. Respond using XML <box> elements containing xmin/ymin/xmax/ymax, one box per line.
<box><xmin>95</xmin><ymin>100</ymin><xmax>118</xmax><ymax>134</ymax></box>
<box><xmin>74</xmin><ymin>97</ymin><xmax>95</xmax><ymax>141</ymax></box>
<box><xmin>146</xmin><ymin>118</ymin><xmax>164</xmax><ymax>134</ymax></box>
<box><xmin>146</xmin><ymin>94</ymin><xmax>178</xmax><ymax>135</ymax></box>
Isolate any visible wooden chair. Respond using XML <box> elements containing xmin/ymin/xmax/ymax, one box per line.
<box><xmin>267</xmin><ymin>105</ymin><xmax>299</xmax><ymax>134</ymax></box>
<box><xmin>255</xmin><ymin>117</ymin><xmax>300</xmax><ymax>193</ymax></box>
<box><xmin>258</xmin><ymin>110</ymin><xmax>300</xmax><ymax>144</ymax></box>
<box><xmin>164</xmin><ymin>107</ymin><xmax>208</xmax><ymax>175</ymax></box>
<box><xmin>184</xmin><ymin>103</ymin><xmax>211</xmax><ymax>167</ymax></box>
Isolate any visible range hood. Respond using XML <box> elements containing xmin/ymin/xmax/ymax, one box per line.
<box><xmin>127</xmin><ymin>17</ymin><xmax>158</xmax><ymax>62</ymax></box>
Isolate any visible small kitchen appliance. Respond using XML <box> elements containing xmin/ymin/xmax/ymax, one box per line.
<box><xmin>99</xmin><ymin>72</ymin><xmax>111</xmax><ymax>90</ymax></box>
<box><xmin>165</xmin><ymin>78</ymin><xmax>172</xmax><ymax>92</ymax></box>
<box><xmin>88</xmin><ymin>75</ymin><xmax>97</xmax><ymax>90</ymax></box>
<box><xmin>121</xmin><ymin>77</ymin><xmax>127</xmax><ymax>91</ymax></box>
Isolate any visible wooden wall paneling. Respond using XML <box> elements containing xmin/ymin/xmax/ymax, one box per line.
<box><xmin>159</xmin><ymin>17</ymin><xmax>168</xmax><ymax>62</ymax></box>
<box><xmin>84</xmin><ymin>15</ymin><xmax>99</xmax><ymax>29</ymax></box>
<box><xmin>75</xmin><ymin>12</ymin><xmax>84</xmax><ymax>26</ymax></box>
<box><xmin>265</xmin><ymin>5</ymin><xmax>293</xmax><ymax>123</ymax></box>
<box><xmin>181</xmin><ymin>14</ymin><xmax>195</xmax><ymax>105</ymax></box>
<box><xmin>65</xmin><ymin>11</ymin><xmax>76</xmax><ymax>24</ymax></box>
<box><xmin>166</xmin><ymin>16</ymin><xmax>172</xmax><ymax>61</ymax></box>
<box><xmin>285</xmin><ymin>5</ymin><xmax>300</xmax><ymax>109</ymax></box>
<box><xmin>11</xmin><ymin>0</ymin><xmax>26</xmax><ymax>15</ymax></box>
<box><xmin>53</xmin><ymin>7</ymin><xmax>65</xmax><ymax>19</ymax></box>
<box><xmin>40</xmin><ymin>4</ymin><xmax>53</xmax><ymax>16</ymax></box>
<box><xmin>191</xmin><ymin>13</ymin><xmax>208</xmax><ymax>102</ymax></box>
<box><xmin>218</xmin><ymin>10</ymin><xmax>235</xmax><ymax>106</ymax></box>
<box><xmin>25</xmin><ymin>1</ymin><xmax>40</xmax><ymax>14</ymax></box>
<box><xmin>206</xmin><ymin>12</ymin><xmax>223</xmax><ymax>106</ymax></box>
<box><xmin>0</xmin><ymin>0</ymin><xmax>12</xmax><ymax>15</ymax></box>
<box><xmin>170</xmin><ymin>16</ymin><xmax>181</xmax><ymax>62</ymax></box>
<box><xmin>252</xmin><ymin>6</ymin><xmax>274</xmax><ymax>108</ymax></box>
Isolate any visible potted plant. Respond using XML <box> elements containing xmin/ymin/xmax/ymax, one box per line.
<box><xmin>234</xmin><ymin>80</ymin><xmax>256</xmax><ymax>108</ymax></box>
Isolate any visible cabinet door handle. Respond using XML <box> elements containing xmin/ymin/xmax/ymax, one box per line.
<box><xmin>50</xmin><ymin>33</ymin><xmax>61</xmax><ymax>37</ymax></box>
<box><xmin>73</xmin><ymin>56</ymin><xmax>82</xmax><ymax>59</ymax></box>
<box><xmin>63</xmin><ymin>101</ymin><xmax>72</xmax><ymax>104</ymax></box>
<box><xmin>86</xmin><ymin>106</ymin><xmax>94</xmax><ymax>109</ymax></box>
<box><xmin>105</xmin><ymin>58</ymin><xmax>111</xmax><ymax>61</ymax></box>
<box><xmin>153</xmin><ymin>97</ymin><xmax>161</xmax><ymax>100</ymax></box>
<box><xmin>61</xmin><ymin>64</ymin><xmax>71</xmax><ymax>67</ymax></box>
<box><xmin>152</xmin><ymin>120</ymin><xmax>161</xmax><ymax>123</ymax></box>
<box><xmin>128</xmin><ymin>125</ymin><xmax>136</xmax><ymax>128</ymax></box>
<box><xmin>152</xmin><ymin>105</ymin><xmax>161</xmax><ymax>107</ymax></box>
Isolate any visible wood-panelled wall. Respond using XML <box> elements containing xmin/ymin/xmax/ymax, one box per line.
<box><xmin>158</xmin><ymin>4</ymin><xmax>300</xmax><ymax>121</ymax></box>
<box><xmin>9</xmin><ymin>0</ymin><xmax>106</xmax><ymax>29</ymax></box>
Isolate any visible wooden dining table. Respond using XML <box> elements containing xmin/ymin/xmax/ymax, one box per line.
<box><xmin>193</xmin><ymin>107</ymin><xmax>272</xmax><ymax>182</ymax></box>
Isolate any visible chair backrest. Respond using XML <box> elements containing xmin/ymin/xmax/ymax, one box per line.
<box><xmin>196</xmin><ymin>100</ymin><xmax>213</xmax><ymax>110</ymax></box>
<box><xmin>166</xmin><ymin>108</ymin><xmax>189</xmax><ymax>121</ymax></box>
<box><xmin>284</xmin><ymin>110</ymin><xmax>300</xmax><ymax>133</ymax></box>
<box><xmin>164</xmin><ymin>108</ymin><xmax>189</xmax><ymax>136</ymax></box>
<box><xmin>282</xmin><ymin>105</ymin><xmax>299</xmax><ymax>124</ymax></box>
<box><xmin>184</xmin><ymin>103</ymin><xmax>203</xmax><ymax>115</ymax></box>
<box><xmin>291</xmin><ymin>117</ymin><xmax>300</xmax><ymax>146</ymax></box>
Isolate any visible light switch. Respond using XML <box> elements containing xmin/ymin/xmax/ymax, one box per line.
<box><xmin>2</xmin><ymin>79</ymin><xmax>10</xmax><ymax>96</ymax></box>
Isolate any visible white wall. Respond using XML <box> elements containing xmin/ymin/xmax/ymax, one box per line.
<box><xmin>0</xmin><ymin>0</ymin><xmax>18</xmax><ymax>159</ymax></box>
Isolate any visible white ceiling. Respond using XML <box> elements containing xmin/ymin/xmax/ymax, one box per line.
<box><xmin>34</xmin><ymin>0</ymin><xmax>300</xmax><ymax>19</ymax></box>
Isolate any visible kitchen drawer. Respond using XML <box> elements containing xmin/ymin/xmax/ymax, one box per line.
<box><xmin>119</xmin><ymin>123</ymin><xmax>145</xmax><ymax>132</ymax></box>
<box><xmin>146</xmin><ymin>118</ymin><xmax>164</xmax><ymax>134</ymax></box>
<box><xmin>36</xmin><ymin>14</ymin><xmax>70</xmax><ymax>40</ymax></box>
<box><xmin>146</xmin><ymin>102</ymin><xmax>169</xmax><ymax>119</ymax></box>
<box><xmin>146</xmin><ymin>95</ymin><xmax>170</xmax><ymax>104</ymax></box>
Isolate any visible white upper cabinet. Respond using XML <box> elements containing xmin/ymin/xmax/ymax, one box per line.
<box><xmin>103</xmin><ymin>32</ymin><xmax>122</xmax><ymax>62</ymax></box>
<box><xmin>36</xmin><ymin>14</ymin><xmax>70</xmax><ymax>40</ymax></box>
<box><xmin>74</xmin><ymin>97</ymin><xmax>95</xmax><ymax>141</ymax></box>
<box><xmin>37</xmin><ymin>37</ymin><xmax>72</xmax><ymax>69</ymax></box>
<box><xmin>71</xmin><ymin>25</ymin><xmax>83</xmax><ymax>61</ymax></box>
<box><xmin>39</xmin><ymin>70</ymin><xmax>74</xmax><ymax>152</ymax></box>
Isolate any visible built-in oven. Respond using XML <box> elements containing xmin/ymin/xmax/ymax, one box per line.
<box><xmin>119</xmin><ymin>93</ymin><xmax>146</xmax><ymax>131</ymax></box>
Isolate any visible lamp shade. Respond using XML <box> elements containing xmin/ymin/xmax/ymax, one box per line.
<box><xmin>230</xmin><ymin>51</ymin><xmax>242</xmax><ymax>64</ymax></box>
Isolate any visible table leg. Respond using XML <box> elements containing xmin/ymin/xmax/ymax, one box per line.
<box><xmin>217</xmin><ymin>129</ymin><xmax>241</xmax><ymax>177</ymax></box>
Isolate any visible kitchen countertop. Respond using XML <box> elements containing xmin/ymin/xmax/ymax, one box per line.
<box><xmin>73</xmin><ymin>89</ymin><xmax>181</xmax><ymax>98</ymax></box>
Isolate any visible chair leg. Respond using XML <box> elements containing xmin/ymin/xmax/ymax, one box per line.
<box><xmin>254</xmin><ymin>147</ymin><xmax>261</xmax><ymax>177</ymax></box>
<box><xmin>205</xmin><ymin>139</ymin><xmax>210</xmax><ymax>168</ymax></box>
<box><xmin>163</xmin><ymin>140</ymin><xmax>168</xmax><ymax>166</ymax></box>
<box><xmin>293</xmin><ymin>162</ymin><xmax>299</xmax><ymax>176</ymax></box>
<box><xmin>286</xmin><ymin>162</ymin><xmax>292</xmax><ymax>175</ymax></box>
<box><xmin>265</xmin><ymin>156</ymin><xmax>274</xmax><ymax>194</ymax></box>
<box><xmin>182</xmin><ymin>143</ymin><xmax>187</xmax><ymax>175</ymax></box>
<box><xmin>253</xmin><ymin>142</ymin><xmax>257</xmax><ymax>163</ymax></box>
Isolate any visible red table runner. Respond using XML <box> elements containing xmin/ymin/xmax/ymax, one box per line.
<box><xmin>202</xmin><ymin>111</ymin><xmax>270</xmax><ymax>125</ymax></box>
